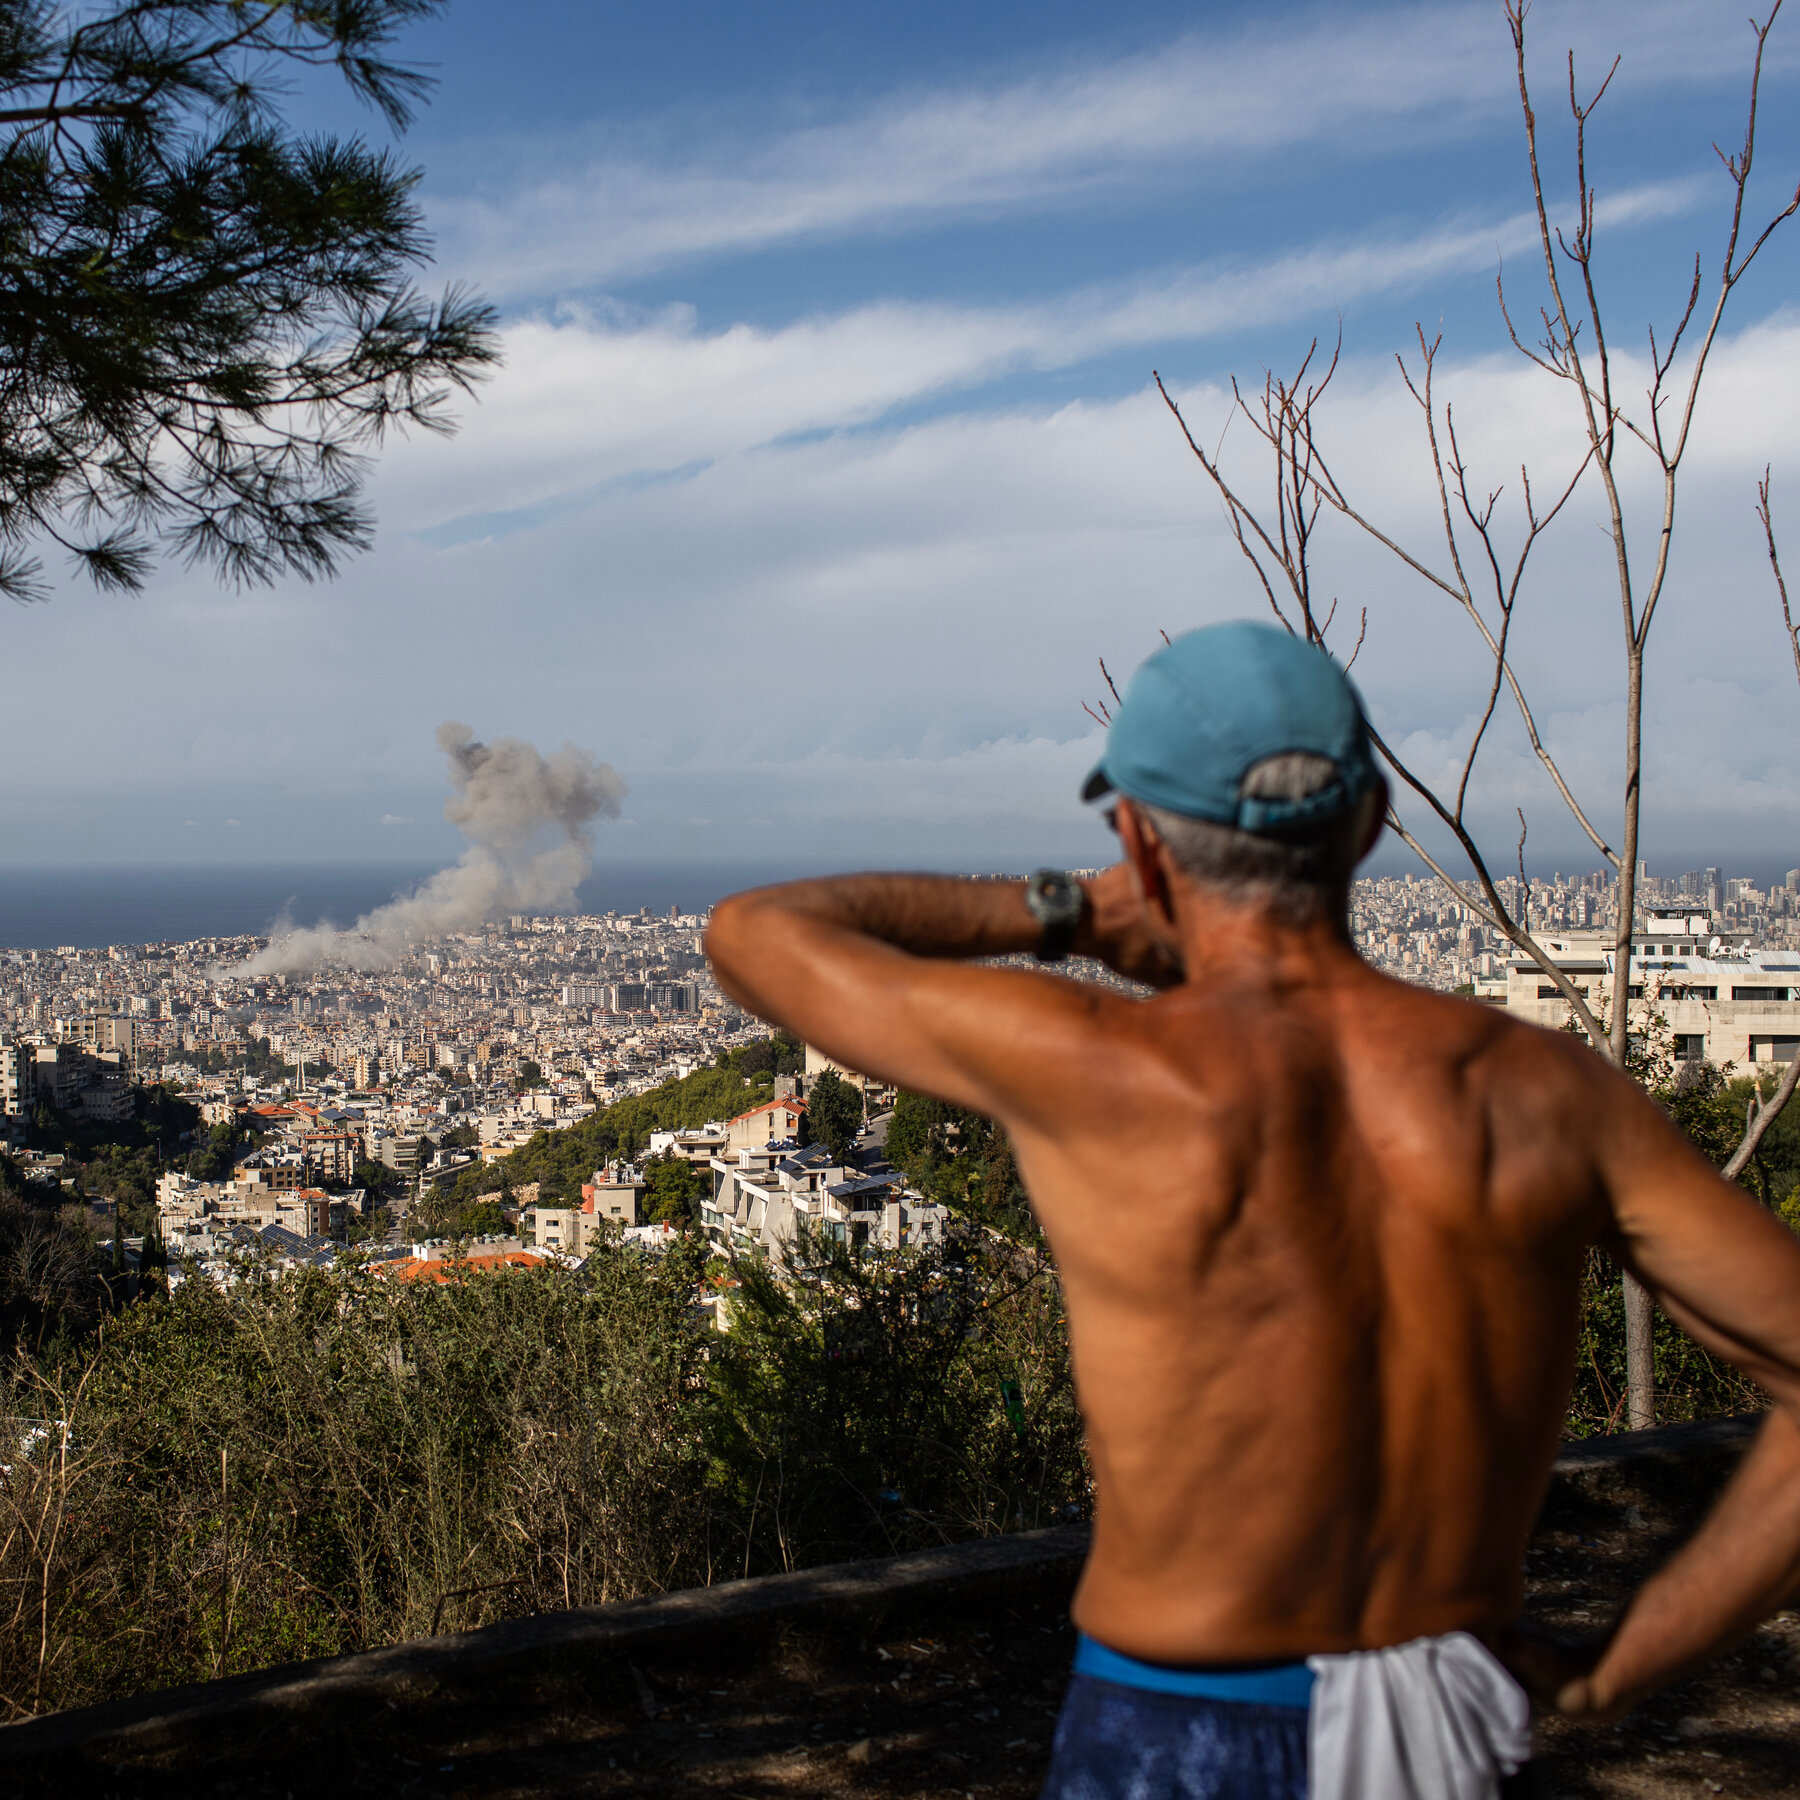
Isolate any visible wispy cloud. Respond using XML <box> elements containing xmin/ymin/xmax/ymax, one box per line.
<box><xmin>395</xmin><ymin>178</ymin><xmax>1712</xmax><ymax>542</ymax></box>
<box><xmin>429</xmin><ymin>1</ymin><xmax>1772</xmax><ymax>296</ymax></box>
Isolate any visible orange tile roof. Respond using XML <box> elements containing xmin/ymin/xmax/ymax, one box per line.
<box><xmin>727</xmin><ymin>1097</ymin><xmax>807</xmax><ymax>1124</ymax></box>
<box><xmin>379</xmin><ymin>1251</ymin><xmax>543</xmax><ymax>1283</ymax></box>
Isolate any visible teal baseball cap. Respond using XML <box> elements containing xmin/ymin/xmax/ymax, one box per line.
<box><xmin>1081</xmin><ymin>621</ymin><xmax>1378</xmax><ymax>833</ymax></box>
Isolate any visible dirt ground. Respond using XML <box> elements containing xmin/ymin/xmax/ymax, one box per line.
<box><xmin>161</xmin><ymin>1573</ymin><xmax>1797</xmax><ymax>1800</ymax></box>
<box><xmin>24</xmin><ymin>1446</ymin><xmax>1800</xmax><ymax>1799</ymax></box>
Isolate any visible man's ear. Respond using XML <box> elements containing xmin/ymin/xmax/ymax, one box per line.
<box><xmin>1115</xmin><ymin>799</ymin><xmax>1178</xmax><ymax>927</ymax></box>
<box><xmin>1355</xmin><ymin>775</ymin><xmax>1390</xmax><ymax>863</ymax></box>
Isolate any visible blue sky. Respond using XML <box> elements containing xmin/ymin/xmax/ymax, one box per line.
<box><xmin>9</xmin><ymin>0</ymin><xmax>1800</xmax><ymax>883</ymax></box>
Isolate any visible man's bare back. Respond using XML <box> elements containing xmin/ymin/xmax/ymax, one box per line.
<box><xmin>1017</xmin><ymin>950</ymin><xmax>1600</xmax><ymax>1665</ymax></box>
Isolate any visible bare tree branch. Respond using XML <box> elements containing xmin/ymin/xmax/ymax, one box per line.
<box><xmin>1721</xmin><ymin>472</ymin><xmax>1800</xmax><ymax>1180</ymax></box>
<box><xmin>1516</xmin><ymin>809</ymin><xmax>1530</xmax><ymax>936</ymax></box>
<box><xmin>1759</xmin><ymin>468</ymin><xmax>1800</xmax><ymax>693</ymax></box>
<box><xmin>1724</xmin><ymin>1057</ymin><xmax>1800</xmax><ymax>1182</ymax></box>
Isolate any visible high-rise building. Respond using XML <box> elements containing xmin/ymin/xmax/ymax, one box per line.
<box><xmin>0</xmin><ymin>1035</ymin><xmax>35</xmax><ymax>1117</ymax></box>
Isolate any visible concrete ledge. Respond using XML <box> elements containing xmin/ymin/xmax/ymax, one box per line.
<box><xmin>0</xmin><ymin>1524</ymin><xmax>1091</xmax><ymax>1762</ymax></box>
<box><xmin>0</xmin><ymin>1414</ymin><xmax>1761</xmax><ymax>1766</ymax></box>
<box><xmin>1553</xmin><ymin>1415</ymin><xmax>1757</xmax><ymax>1473</ymax></box>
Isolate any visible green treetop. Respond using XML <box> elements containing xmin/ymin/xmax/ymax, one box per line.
<box><xmin>0</xmin><ymin>0</ymin><xmax>498</xmax><ymax>601</ymax></box>
<box><xmin>803</xmin><ymin>1068</ymin><xmax>863</xmax><ymax>1165</ymax></box>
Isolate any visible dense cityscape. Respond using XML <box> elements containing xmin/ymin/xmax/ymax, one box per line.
<box><xmin>9</xmin><ymin>867</ymin><xmax>1800</xmax><ymax>1113</ymax></box>
<box><xmin>1353</xmin><ymin>865</ymin><xmax>1800</xmax><ymax>990</ymax></box>
<box><xmin>10</xmin><ymin>2</ymin><xmax>1800</xmax><ymax>1782</ymax></box>
<box><xmin>8</xmin><ymin>863</ymin><xmax>1800</xmax><ymax>1282</ymax></box>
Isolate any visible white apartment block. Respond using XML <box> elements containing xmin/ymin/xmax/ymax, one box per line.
<box><xmin>702</xmin><ymin>1141</ymin><xmax>948</xmax><ymax>1260</ymax></box>
<box><xmin>1506</xmin><ymin>911</ymin><xmax>1800</xmax><ymax>1066</ymax></box>
<box><xmin>647</xmin><ymin>1124</ymin><xmax>728</xmax><ymax>1162</ymax></box>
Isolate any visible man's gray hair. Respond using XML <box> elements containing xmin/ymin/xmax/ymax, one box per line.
<box><xmin>1138</xmin><ymin>752</ymin><xmax>1376</xmax><ymax>923</ymax></box>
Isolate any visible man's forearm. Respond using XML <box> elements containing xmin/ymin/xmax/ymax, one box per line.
<box><xmin>1574</xmin><ymin>1408</ymin><xmax>1800</xmax><ymax>1715</ymax></box>
<box><xmin>705</xmin><ymin>869</ymin><xmax>1179</xmax><ymax>1015</ymax></box>
<box><xmin>724</xmin><ymin>874</ymin><xmax>1047</xmax><ymax>961</ymax></box>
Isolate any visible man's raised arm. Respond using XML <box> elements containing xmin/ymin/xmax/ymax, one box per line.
<box><xmin>703</xmin><ymin>868</ymin><xmax>1173</xmax><ymax>1122</ymax></box>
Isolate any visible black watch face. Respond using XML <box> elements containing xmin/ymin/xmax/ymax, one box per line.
<box><xmin>1032</xmin><ymin>870</ymin><xmax>1080</xmax><ymax>922</ymax></box>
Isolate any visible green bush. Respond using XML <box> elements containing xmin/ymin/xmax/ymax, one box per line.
<box><xmin>1565</xmin><ymin>1247</ymin><xmax>1763</xmax><ymax>1436</ymax></box>
<box><xmin>708</xmin><ymin>1226</ymin><xmax>1084</xmax><ymax>1572</ymax></box>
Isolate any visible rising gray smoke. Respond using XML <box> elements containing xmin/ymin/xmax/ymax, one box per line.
<box><xmin>238</xmin><ymin>723</ymin><xmax>626</xmax><ymax>976</ymax></box>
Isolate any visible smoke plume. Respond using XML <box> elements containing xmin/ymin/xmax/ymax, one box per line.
<box><xmin>237</xmin><ymin>724</ymin><xmax>626</xmax><ymax>976</ymax></box>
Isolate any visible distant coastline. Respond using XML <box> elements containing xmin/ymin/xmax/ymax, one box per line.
<box><xmin>0</xmin><ymin>858</ymin><xmax>882</xmax><ymax>951</ymax></box>
<box><xmin>6</xmin><ymin>852</ymin><xmax>1792</xmax><ymax>953</ymax></box>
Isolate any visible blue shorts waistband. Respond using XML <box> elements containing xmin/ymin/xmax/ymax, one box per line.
<box><xmin>1072</xmin><ymin>1633</ymin><xmax>1315</xmax><ymax>1708</ymax></box>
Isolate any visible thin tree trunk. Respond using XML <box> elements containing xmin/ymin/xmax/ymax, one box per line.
<box><xmin>1624</xmin><ymin>1272</ymin><xmax>1656</xmax><ymax>1431</ymax></box>
<box><xmin>1613</xmin><ymin>647</ymin><xmax>1654</xmax><ymax>1426</ymax></box>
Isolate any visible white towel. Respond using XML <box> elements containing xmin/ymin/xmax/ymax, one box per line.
<box><xmin>1306</xmin><ymin>1631</ymin><xmax>1533</xmax><ymax>1800</ymax></box>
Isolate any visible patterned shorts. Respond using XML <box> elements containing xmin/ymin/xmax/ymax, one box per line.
<box><xmin>1039</xmin><ymin>1674</ymin><xmax>1309</xmax><ymax>1800</ymax></box>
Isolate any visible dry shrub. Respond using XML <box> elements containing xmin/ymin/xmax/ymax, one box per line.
<box><xmin>0</xmin><ymin>1228</ymin><xmax>1085</xmax><ymax>1717</ymax></box>
<box><xmin>0</xmin><ymin>1245</ymin><xmax>711</xmax><ymax>1715</ymax></box>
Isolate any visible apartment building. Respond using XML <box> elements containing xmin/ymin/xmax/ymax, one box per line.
<box><xmin>76</xmin><ymin>1062</ymin><xmax>134</xmax><ymax>1122</ymax></box>
<box><xmin>57</xmin><ymin>1014</ymin><xmax>137</xmax><ymax>1064</ymax></box>
<box><xmin>298</xmin><ymin>1129</ymin><xmax>358</xmax><ymax>1186</ymax></box>
<box><xmin>581</xmin><ymin>1164</ymin><xmax>647</xmax><ymax>1224</ymax></box>
<box><xmin>1506</xmin><ymin>910</ymin><xmax>1800</xmax><ymax>1065</ymax></box>
<box><xmin>702</xmin><ymin>1140</ymin><xmax>949</xmax><ymax>1260</ymax></box>
<box><xmin>0</xmin><ymin>1034</ymin><xmax>34</xmax><ymax>1117</ymax></box>
<box><xmin>803</xmin><ymin>1042</ymin><xmax>896</xmax><ymax>1105</ymax></box>
<box><xmin>726</xmin><ymin>1095</ymin><xmax>806</xmax><ymax>1152</ymax></box>
<box><xmin>525</xmin><ymin>1164</ymin><xmax>647</xmax><ymax>1253</ymax></box>
<box><xmin>646</xmin><ymin>1123</ymin><xmax>728</xmax><ymax>1163</ymax></box>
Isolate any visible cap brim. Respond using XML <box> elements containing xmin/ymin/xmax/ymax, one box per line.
<box><xmin>1081</xmin><ymin>765</ymin><xmax>1114</xmax><ymax>803</ymax></box>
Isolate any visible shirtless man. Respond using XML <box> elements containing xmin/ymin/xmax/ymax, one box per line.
<box><xmin>704</xmin><ymin>622</ymin><xmax>1800</xmax><ymax>1799</ymax></box>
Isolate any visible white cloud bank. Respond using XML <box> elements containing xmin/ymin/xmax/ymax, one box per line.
<box><xmin>8</xmin><ymin>0</ymin><xmax>1800</xmax><ymax>874</ymax></box>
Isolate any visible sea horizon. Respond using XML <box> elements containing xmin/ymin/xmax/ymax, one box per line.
<box><xmin>4</xmin><ymin>849</ymin><xmax>1791</xmax><ymax>953</ymax></box>
<box><xmin>0</xmin><ymin>855</ymin><xmax>1026</xmax><ymax>951</ymax></box>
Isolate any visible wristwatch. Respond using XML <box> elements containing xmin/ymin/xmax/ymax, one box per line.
<box><xmin>1025</xmin><ymin>868</ymin><xmax>1086</xmax><ymax>963</ymax></box>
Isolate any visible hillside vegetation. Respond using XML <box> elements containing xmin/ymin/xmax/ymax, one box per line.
<box><xmin>0</xmin><ymin>1225</ymin><xmax>1079</xmax><ymax>1718</ymax></box>
<box><xmin>442</xmin><ymin>1035</ymin><xmax>806</xmax><ymax>1212</ymax></box>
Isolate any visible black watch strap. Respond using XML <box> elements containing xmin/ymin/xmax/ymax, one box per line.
<box><xmin>1025</xmin><ymin>868</ymin><xmax>1084</xmax><ymax>963</ymax></box>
